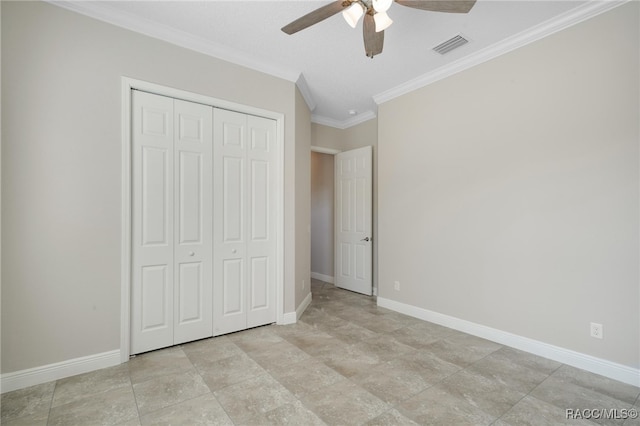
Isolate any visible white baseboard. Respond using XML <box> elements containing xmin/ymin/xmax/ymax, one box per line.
<box><xmin>377</xmin><ymin>297</ymin><xmax>640</xmax><ymax>387</ymax></box>
<box><xmin>1</xmin><ymin>350</ymin><xmax>121</xmax><ymax>394</ymax></box>
<box><xmin>281</xmin><ymin>311</ymin><xmax>297</xmax><ymax>325</ymax></box>
<box><xmin>279</xmin><ymin>291</ymin><xmax>313</xmax><ymax>325</ymax></box>
<box><xmin>296</xmin><ymin>291</ymin><xmax>312</xmax><ymax>320</ymax></box>
<box><xmin>310</xmin><ymin>272</ymin><xmax>334</xmax><ymax>284</ymax></box>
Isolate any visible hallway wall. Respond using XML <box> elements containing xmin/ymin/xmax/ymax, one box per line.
<box><xmin>310</xmin><ymin>152</ymin><xmax>334</xmax><ymax>279</ymax></box>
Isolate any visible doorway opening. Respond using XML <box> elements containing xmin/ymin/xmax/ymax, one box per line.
<box><xmin>310</xmin><ymin>146</ymin><xmax>373</xmax><ymax>296</ymax></box>
<box><xmin>310</xmin><ymin>149</ymin><xmax>337</xmax><ymax>285</ymax></box>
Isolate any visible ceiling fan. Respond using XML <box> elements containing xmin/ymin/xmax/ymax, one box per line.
<box><xmin>281</xmin><ymin>0</ymin><xmax>476</xmax><ymax>58</ymax></box>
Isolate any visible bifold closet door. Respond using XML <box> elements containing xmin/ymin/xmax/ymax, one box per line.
<box><xmin>131</xmin><ymin>91</ymin><xmax>213</xmax><ymax>354</ymax></box>
<box><xmin>173</xmin><ymin>99</ymin><xmax>213</xmax><ymax>345</ymax></box>
<box><xmin>213</xmin><ymin>109</ymin><xmax>277</xmax><ymax>335</ymax></box>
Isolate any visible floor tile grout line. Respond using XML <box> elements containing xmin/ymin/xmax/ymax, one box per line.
<box><xmin>45</xmin><ymin>379</ymin><xmax>57</xmax><ymax>426</ymax></box>
<box><xmin>128</xmin><ymin>372</ymin><xmax>143</xmax><ymax>426</ymax></box>
<box><xmin>191</xmin><ymin>357</ymin><xmax>239</xmax><ymax>426</ymax></box>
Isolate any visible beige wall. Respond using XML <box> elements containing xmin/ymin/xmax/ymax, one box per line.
<box><xmin>295</xmin><ymin>88</ymin><xmax>311</xmax><ymax>307</ymax></box>
<box><xmin>311</xmin><ymin>119</ymin><xmax>379</xmax><ymax>290</ymax></box>
<box><xmin>311</xmin><ymin>119</ymin><xmax>378</xmax><ymax>152</ymax></box>
<box><xmin>378</xmin><ymin>3</ymin><xmax>639</xmax><ymax>368</ymax></box>
<box><xmin>1</xmin><ymin>1</ymin><xmax>306</xmax><ymax>373</ymax></box>
<box><xmin>310</xmin><ymin>152</ymin><xmax>334</xmax><ymax>277</ymax></box>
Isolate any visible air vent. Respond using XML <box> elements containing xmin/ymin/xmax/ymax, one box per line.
<box><xmin>432</xmin><ymin>34</ymin><xmax>469</xmax><ymax>55</ymax></box>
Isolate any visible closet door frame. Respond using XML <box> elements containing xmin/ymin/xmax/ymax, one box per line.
<box><xmin>120</xmin><ymin>77</ymin><xmax>285</xmax><ymax>362</ymax></box>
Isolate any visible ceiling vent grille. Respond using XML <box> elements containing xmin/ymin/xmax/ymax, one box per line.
<box><xmin>433</xmin><ymin>34</ymin><xmax>469</xmax><ymax>55</ymax></box>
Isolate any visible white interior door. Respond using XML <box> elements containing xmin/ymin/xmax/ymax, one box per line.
<box><xmin>173</xmin><ymin>99</ymin><xmax>213</xmax><ymax>344</ymax></box>
<box><xmin>131</xmin><ymin>91</ymin><xmax>175</xmax><ymax>354</ymax></box>
<box><xmin>335</xmin><ymin>146</ymin><xmax>373</xmax><ymax>295</ymax></box>
<box><xmin>246</xmin><ymin>115</ymin><xmax>277</xmax><ymax>328</ymax></box>
<box><xmin>213</xmin><ymin>110</ymin><xmax>277</xmax><ymax>335</ymax></box>
<box><xmin>213</xmin><ymin>108</ymin><xmax>247</xmax><ymax>335</ymax></box>
<box><xmin>131</xmin><ymin>92</ymin><xmax>214</xmax><ymax>354</ymax></box>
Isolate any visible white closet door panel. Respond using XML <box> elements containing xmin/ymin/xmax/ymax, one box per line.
<box><xmin>246</xmin><ymin>115</ymin><xmax>277</xmax><ymax>327</ymax></box>
<box><xmin>173</xmin><ymin>99</ymin><xmax>213</xmax><ymax>344</ymax></box>
<box><xmin>223</xmin><ymin>157</ymin><xmax>244</xmax><ymax>243</ymax></box>
<box><xmin>132</xmin><ymin>91</ymin><xmax>174</xmax><ymax>354</ymax></box>
<box><xmin>213</xmin><ymin>108</ymin><xmax>248</xmax><ymax>335</ymax></box>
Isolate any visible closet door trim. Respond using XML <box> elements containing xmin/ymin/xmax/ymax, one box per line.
<box><xmin>120</xmin><ymin>77</ymin><xmax>285</xmax><ymax>362</ymax></box>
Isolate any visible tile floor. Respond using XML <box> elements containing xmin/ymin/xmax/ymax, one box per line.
<box><xmin>2</xmin><ymin>279</ymin><xmax>639</xmax><ymax>425</ymax></box>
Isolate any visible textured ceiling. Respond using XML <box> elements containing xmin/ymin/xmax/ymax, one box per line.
<box><xmin>57</xmin><ymin>0</ymin><xmax>613</xmax><ymax>127</ymax></box>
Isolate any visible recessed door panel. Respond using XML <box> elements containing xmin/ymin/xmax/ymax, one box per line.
<box><xmin>355</xmin><ymin>244</ymin><xmax>366</xmax><ymax>280</ymax></box>
<box><xmin>179</xmin><ymin>113</ymin><xmax>203</xmax><ymax>143</ymax></box>
<box><xmin>340</xmin><ymin>243</ymin><xmax>351</xmax><ymax>277</ymax></box>
<box><xmin>178</xmin><ymin>151</ymin><xmax>202</xmax><ymax>244</ymax></box>
<box><xmin>140</xmin><ymin>265</ymin><xmax>170</xmax><ymax>330</ymax></box>
<box><xmin>223</xmin><ymin>157</ymin><xmax>244</xmax><ymax>243</ymax></box>
<box><xmin>340</xmin><ymin>178</ymin><xmax>352</xmax><ymax>232</ymax></box>
<box><xmin>223</xmin><ymin>259</ymin><xmax>243</xmax><ymax>315</ymax></box>
<box><xmin>250</xmin><ymin>128</ymin><xmax>269</xmax><ymax>151</ymax></box>
<box><xmin>142</xmin><ymin>108</ymin><xmax>169</xmax><ymax>138</ymax></box>
<box><xmin>141</xmin><ymin>147</ymin><xmax>169</xmax><ymax>246</ymax></box>
<box><xmin>251</xmin><ymin>160</ymin><xmax>269</xmax><ymax>241</ymax></box>
<box><xmin>223</xmin><ymin>122</ymin><xmax>243</xmax><ymax>148</ymax></box>
<box><xmin>177</xmin><ymin>262</ymin><xmax>201</xmax><ymax>323</ymax></box>
<box><xmin>250</xmin><ymin>256</ymin><xmax>268</xmax><ymax>310</ymax></box>
<box><xmin>355</xmin><ymin>177</ymin><xmax>366</xmax><ymax>233</ymax></box>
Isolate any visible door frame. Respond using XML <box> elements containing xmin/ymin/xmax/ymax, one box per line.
<box><xmin>311</xmin><ymin>145</ymin><xmax>376</xmax><ymax>296</ymax></box>
<box><xmin>121</xmin><ymin>77</ymin><xmax>285</xmax><ymax>362</ymax></box>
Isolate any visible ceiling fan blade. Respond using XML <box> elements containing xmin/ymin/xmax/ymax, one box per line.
<box><xmin>363</xmin><ymin>14</ymin><xmax>384</xmax><ymax>58</ymax></box>
<box><xmin>281</xmin><ymin>1</ymin><xmax>348</xmax><ymax>35</ymax></box>
<box><xmin>395</xmin><ymin>0</ymin><xmax>476</xmax><ymax>13</ymax></box>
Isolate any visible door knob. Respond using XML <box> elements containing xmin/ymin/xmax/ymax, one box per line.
<box><xmin>232</xmin><ymin>249</ymin><xmax>237</xmax><ymax>254</ymax></box>
<box><xmin>361</xmin><ymin>237</ymin><xmax>370</xmax><ymax>242</ymax></box>
<box><xmin>188</xmin><ymin>251</ymin><xmax>195</xmax><ymax>256</ymax></box>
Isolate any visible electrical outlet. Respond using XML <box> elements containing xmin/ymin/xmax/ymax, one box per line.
<box><xmin>394</xmin><ymin>281</ymin><xmax>400</xmax><ymax>291</ymax></box>
<box><xmin>590</xmin><ymin>322</ymin><xmax>603</xmax><ymax>339</ymax></box>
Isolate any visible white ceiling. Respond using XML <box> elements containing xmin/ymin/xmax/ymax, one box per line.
<box><xmin>55</xmin><ymin>0</ymin><xmax>621</xmax><ymax>128</ymax></box>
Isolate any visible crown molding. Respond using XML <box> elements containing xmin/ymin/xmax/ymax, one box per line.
<box><xmin>312</xmin><ymin>110</ymin><xmax>377</xmax><ymax>129</ymax></box>
<box><xmin>373</xmin><ymin>0</ymin><xmax>629</xmax><ymax>105</ymax></box>
<box><xmin>296</xmin><ymin>74</ymin><xmax>317</xmax><ymax>112</ymax></box>
<box><xmin>47</xmin><ymin>0</ymin><xmax>301</xmax><ymax>83</ymax></box>
<box><xmin>311</xmin><ymin>146</ymin><xmax>342</xmax><ymax>155</ymax></box>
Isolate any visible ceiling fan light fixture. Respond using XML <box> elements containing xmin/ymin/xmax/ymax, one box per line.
<box><xmin>374</xmin><ymin>11</ymin><xmax>393</xmax><ymax>32</ymax></box>
<box><xmin>372</xmin><ymin>0</ymin><xmax>393</xmax><ymax>13</ymax></box>
<box><xmin>342</xmin><ymin>2</ymin><xmax>364</xmax><ymax>28</ymax></box>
